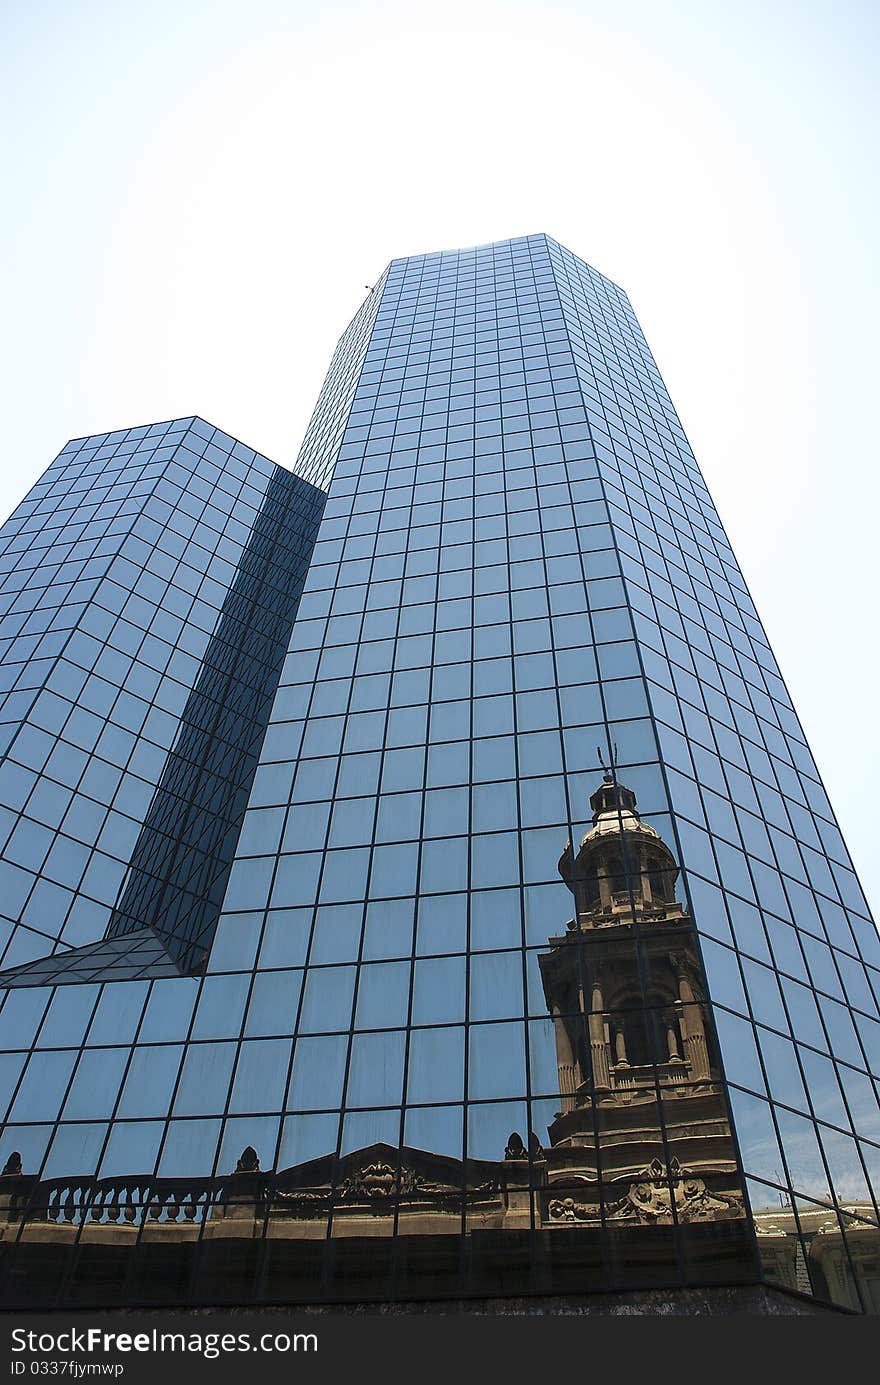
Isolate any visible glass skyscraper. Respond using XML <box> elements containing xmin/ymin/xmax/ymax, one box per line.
<box><xmin>0</xmin><ymin>234</ymin><xmax>877</xmax><ymax>1314</ymax></box>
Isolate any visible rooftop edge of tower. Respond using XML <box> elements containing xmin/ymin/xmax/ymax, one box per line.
<box><xmin>382</xmin><ymin>233</ymin><xmax>628</xmax><ymax>299</ymax></box>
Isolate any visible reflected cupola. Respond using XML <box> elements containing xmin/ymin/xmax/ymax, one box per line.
<box><xmin>559</xmin><ymin>773</ymin><xmax>680</xmax><ymax>926</ymax></box>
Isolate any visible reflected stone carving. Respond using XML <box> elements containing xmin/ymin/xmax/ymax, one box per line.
<box><xmin>338</xmin><ymin>1161</ymin><xmax>462</xmax><ymax>1202</ymax></box>
<box><xmin>548</xmin><ymin>1197</ymin><xmax>594</xmax><ymax>1223</ymax></box>
<box><xmin>342</xmin><ymin>1162</ymin><xmax>400</xmax><ymax>1199</ymax></box>
<box><xmin>604</xmin><ymin>1158</ymin><xmax>744</xmax><ymax>1224</ymax></box>
<box><xmin>548</xmin><ymin>1161</ymin><xmax>745</xmax><ymax>1227</ymax></box>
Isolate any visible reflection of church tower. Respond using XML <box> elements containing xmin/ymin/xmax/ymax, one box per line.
<box><xmin>543</xmin><ymin>774</ymin><xmax>711</xmax><ymax>1112</ymax></box>
<box><xmin>538</xmin><ymin>774</ymin><xmax>745</xmax><ymax>1225</ymax></box>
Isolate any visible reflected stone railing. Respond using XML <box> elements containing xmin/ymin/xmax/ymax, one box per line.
<box><xmin>0</xmin><ymin>1171</ymin><xmax>258</xmax><ymax>1230</ymax></box>
<box><xmin>563</xmin><ymin>898</ymin><xmax>691</xmax><ymax>935</ymax></box>
<box><xmin>0</xmin><ymin>1152</ymin><xmax>504</xmax><ymax>1236</ymax></box>
<box><xmin>611</xmin><ymin>1060</ymin><xmax>692</xmax><ymax>1092</ymax></box>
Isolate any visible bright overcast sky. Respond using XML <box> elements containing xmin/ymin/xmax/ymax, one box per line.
<box><xmin>2</xmin><ymin>0</ymin><xmax>878</xmax><ymax>916</ymax></box>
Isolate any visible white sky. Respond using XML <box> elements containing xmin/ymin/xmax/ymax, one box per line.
<box><xmin>2</xmin><ymin>0</ymin><xmax>878</xmax><ymax>916</ymax></box>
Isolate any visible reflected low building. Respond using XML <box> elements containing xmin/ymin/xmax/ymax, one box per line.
<box><xmin>0</xmin><ymin>776</ymin><xmax>761</xmax><ymax>1303</ymax></box>
<box><xmin>1</xmin><ymin>234</ymin><xmax>879</xmax><ymax>1312</ymax></box>
<box><xmin>753</xmin><ymin>1201</ymin><xmax>880</xmax><ymax>1314</ymax></box>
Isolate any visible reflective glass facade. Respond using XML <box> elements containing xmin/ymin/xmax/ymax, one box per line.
<box><xmin>0</xmin><ymin>236</ymin><xmax>878</xmax><ymax>1313</ymax></box>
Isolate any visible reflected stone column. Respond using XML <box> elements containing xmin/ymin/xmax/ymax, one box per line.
<box><xmin>552</xmin><ymin>1004</ymin><xmax>578</xmax><ymax>1112</ymax></box>
<box><xmin>597</xmin><ymin>861</ymin><xmax>613</xmax><ymax>909</ymax></box>
<box><xmin>588</xmin><ymin>982</ymin><xmax>611</xmax><ymax>1091</ymax></box>
<box><xmin>677</xmin><ymin>971</ymin><xmax>710</xmax><ymax>1080</ymax></box>
<box><xmin>638</xmin><ymin>845</ymin><xmax>652</xmax><ymax>905</ymax></box>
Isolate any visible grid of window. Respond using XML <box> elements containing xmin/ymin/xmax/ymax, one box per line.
<box><xmin>0</xmin><ymin>237</ymin><xmax>877</xmax><ymax>1312</ymax></box>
